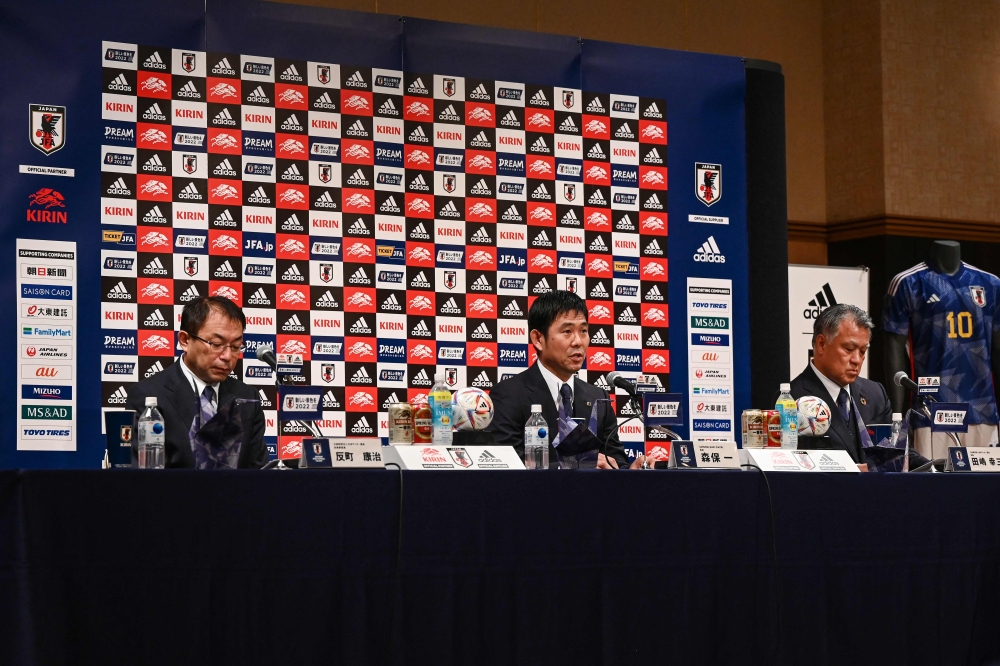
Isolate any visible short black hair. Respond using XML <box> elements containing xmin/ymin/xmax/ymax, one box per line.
<box><xmin>180</xmin><ymin>296</ymin><xmax>247</xmax><ymax>337</ymax></box>
<box><xmin>527</xmin><ymin>290</ymin><xmax>588</xmax><ymax>348</ymax></box>
<box><xmin>812</xmin><ymin>303</ymin><xmax>874</xmax><ymax>346</ymax></box>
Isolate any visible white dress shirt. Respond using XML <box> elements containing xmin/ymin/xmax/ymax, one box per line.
<box><xmin>179</xmin><ymin>354</ymin><xmax>220</xmax><ymax>407</ymax></box>
<box><xmin>811</xmin><ymin>360</ymin><xmax>850</xmax><ymax>404</ymax></box>
<box><xmin>536</xmin><ymin>361</ymin><xmax>574</xmax><ymax>413</ymax></box>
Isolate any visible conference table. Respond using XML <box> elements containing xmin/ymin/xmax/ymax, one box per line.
<box><xmin>2</xmin><ymin>468</ymin><xmax>999</xmax><ymax>665</ymax></box>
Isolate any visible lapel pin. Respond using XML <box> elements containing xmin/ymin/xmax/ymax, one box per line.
<box><xmin>860</xmin><ymin>397</ymin><xmax>867</xmax><ymax>406</ymax></box>
<box><xmin>586</xmin><ymin>401</ymin><xmax>592</xmax><ymax>407</ymax></box>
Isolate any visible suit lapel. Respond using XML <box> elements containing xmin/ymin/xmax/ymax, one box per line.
<box><xmin>525</xmin><ymin>363</ymin><xmax>559</xmax><ymax>442</ymax></box>
<box><xmin>572</xmin><ymin>377</ymin><xmax>596</xmax><ymax>421</ymax></box>
<box><xmin>802</xmin><ymin>365</ymin><xmax>856</xmax><ymax>458</ymax></box>
<box><xmin>165</xmin><ymin>359</ymin><xmax>198</xmax><ymax>433</ymax></box>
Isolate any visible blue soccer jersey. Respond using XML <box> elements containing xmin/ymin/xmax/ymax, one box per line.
<box><xmin>884</xmin><ymin>262</ymin><xmax>1000</xmax><ymax>425</ymax></box>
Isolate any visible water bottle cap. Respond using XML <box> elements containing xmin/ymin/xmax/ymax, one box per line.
<box><xmin>145</xmin><ymin>397</ymin><xmax>157</xmax><ymax>407</ymax></box>
<box><xmin>531</xmin><ymin>404</ymin><xmax>542</xmax><ymax>412</ymax></box>
<box><xmin>892</xmin><ymin>413</ymin><xmax>902</xmax><ymax>421</ymax></box>
<box><xmin>779</xmin><ymin>383</ymin><xmax>791</xmax><ymax>391</ymax></box>
<box><xmin>434</xmin><ymin>372</ymin><xmax>444</xmax><ymax>381</ymax></box>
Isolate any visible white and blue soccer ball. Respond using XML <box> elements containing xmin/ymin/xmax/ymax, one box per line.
<box><xmin>797</xmin><ymin>395</ymin><xmax>832</xmax><ymax>436</ymax></box>
<box><xmin>452</xmin><ymin>387</ymin><xmax>495</xmax><ymax>431</ymax></box>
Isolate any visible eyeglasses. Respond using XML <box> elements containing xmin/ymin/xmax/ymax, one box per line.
<box><xmin>190</xmin><ymin>334</ymin><xmax>245</xmax><ymax>355</ymax></box>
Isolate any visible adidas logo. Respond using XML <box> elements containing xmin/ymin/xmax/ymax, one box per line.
<box><xmin>500</xmin><ymin>109</ymin><xmax>520</xmax><ymax>127</ymax></box>
<box><xmin>469</xmin><ymin>179</ymin><xmax>492</xmax><ymax>196</ymax></box>
<box><xmin>471</xmin><ymin>370</ymin><xmax>493</xmax><ymax>388</ymax></box>
<box><xmin>408</xmin><ymin>126</ymin><xmax>429</xmax><ymax>143</ymax></box>
<box><xmin>411</xmin><ymin>368</ymin><xmax>432</xmax><ymax>385</ymax></box>
<box><xmin>345</xmin><ymin>119</ymin><xmax>368</xmax><ymax>138</ymax></box>
<box><xmin>379</xmin><ymin>196</ymin><xmax>400</xmax><ymax>214</ymax></box>
<box><xmin>410</xmin><ymin>222</ymin><xmax>430</xmax><ymax>240</ymax></box>
<box><xmin>438</xmin><ymin>104</ymin><xmax>461</xmax><ymax>122</ymax></box>
<box><xmin>213</xmin><ymin>209</ymin><xmax>236</xmax><ymax>227</ymax></box>
<box><xmin>620</xmin><ymin>400</ymin><xmax>640</xmax><ymax>416</ymax></box>
<box><xmin>316</xmin><ymin>290</ymin><xmax>339</xmax><ymax>308</ymax></box>
<box><xmin>143</xmin><ymin>206</ymin><xmax>167</xmax><ymax>224</ymax></box>
<box><xmin>410</xmin><ymin>271</ymin><xmax>431</xmax><ymax>289</ymax></box>
<box><xmin>177</xmin><ymin>80</ymin><xmax>200</xmax><ymax>99</ymax></box>
<box><xmin>501</xmin><ymin>205</ymin><xmax>523</xmax><ymax>222</ymax></box>
<box><xmin>246</xmin><ymin>186</ymin><xmax>270</xmax><ymax>204</ymax></box>
<box><xmin>587</xmin><ymin>143</ymin><xmax>606</xmax><ymax>159</ymax></box>
<box><xmin>144</xmin><ymin>360</ymin><xmax>165</xmax><ymax>378</ymax></box>
<box><xmin>408</xmin><ymin>77</ymin><xmax>428</xmax><ymax>95</ymax></box>
<box><xmin>644</xmin><ymin>239</ymin><xmax>663</xmax><ymax>255</ymax></box>
<box><xmin>809</xmin><ymin>283</ymin><xmax>838</xmax><ymax>310</ymax></box>
<box><xmin>530</xmin><ymin>136</ymin><xmax>550</xmax><ymax>153</ymax></box>
<box><xmin>502</xmin><ymin>301</ymin><xmax>524</xmax><ymax>317</ymax></box>
<box><xmin>561</xmin><ymin>209</ymin><xmax>580</xmax><ymax>225</ymax></box>
<box><xmin>213</xmin><ymin>158</ymin><xmax>237</xmax><ymax>178</ymax></box>
<box><xmin>411</xmin><ymin>320</ymin><xmax>432</xmax><ymax>336</ymax></box>
<box><xmin>142</xmin><ymin>103</ymin><xmax>167</xmax><ymax>122</ymax></box>
<box><xmin>314</xmin><ymin>191</ymin><xmax>337</xmax><ymax>209</ymax></box>
<box><xmin>143</xmin><ymin>308</ymin><xmax>169</xmax><ymax>327</ymax></box>
<box><xmin>280</xmin><ymin>63</ymin><xmax>302</xmax><ymax>82</ymax></box>
<box><xmin>382</xmin><ymin>293</ymin><xmax>402</xmax><ymax>311</ymax></box>
<box><xmin>409</xmin><ymin>174</ymin><xmax>429</xmax><ymax>191</ymax></box>
<box><xmin>643</xmin><ymin>147</ymin><xmax>663</xmax><ymax>164</ymax></box>
<box><xmin>352</xmin><ymin>416</ymin><xmax>374</xmax><ymax>434</ymax></box>
<box><xmin>323</xmin><ymin>390</ymin><xmax>340</xmax><ymax>409</ymax></box>
<box><xmin>107</xmin><ymin>385</ymin><xmax>129</xmax><ymax>405</ymax></box>
<box><xmin>529</xmin><ymin>89</ymin><xmax>549</xmax><ymax>106</ymax></box>
<box><xmin>646</xmin><ymin>330</ymin><xmax>665</xmax><ymax>347</ymax></box>
<box><xmin>645</xmin><ymin>285</ymin><xmax>664</xmax><ymax>301</ymax></box>
<box><xmin>246</xmin><ymin>287</ymin><xmax>270</xmax><ymax>306</ymax></box>
<box><xmin>532</xmin><ymin>183</ymin><xmax>551</xmax><ymax>200</ymax></box>
<box><xmin>214</xmin><ymin>260</ymin><xmax>237</xmax><ymax>279</ymax></box>
<box><xmin>470</xmin><ymin>131</ymin><xmax>491</xmax><ymax>148</ymax></box>
<box><xmin>440</xmin><ymin>297</ymin><xmax>461</xmax><ymax>314</ymax></box>
<box><xmin>644</xmin><ymin>193</ymin><xmax>663</xmax><ymax>209</ymax></box>
<box><xmin>590</xmin><ymin>282</ymin><xmax>609</xmax><ymax>297</ymax></box>
<box><xmin>176</xmin><ymin>182</ymin><xmax>201</xmax><ymax>201</ymax></box>
<box><xmin>532</xmin><ymin>230</ymin><xmax>552</xmax><ymax>247</ymax></box>
<box><xmin>350</xmin><ymin>317</ymin><xmax>372</xmax><ymax>334</ymax></box>
<box><xmin>616</xmin><ymin>214</ymin><xmax>635</xmax><ymax>231</ymax></box>
<box><xmin>348</xmin><ymin>266</ymin><xmax>371</xmax><ymax>285</ymax></box>
<box><xmin>257</xmin><ymin>389</ymin><xmax>273</xmax><ymax>408</ymax></box>
<box><xmin>179</xmin><ymin>284</ymin><xmax>201</xmax><ymax>302</ymax></box>
<box><xmin>143</xmin><ymin>257</ymin><xmax>168</xmax><ymax>276</ymax></box>
<box><xmin>558</xmin><ymin>116</ymin><xmax>578</xmax><ymax>133</ymax></box>
<box><xmin>618</xmin><ymin>306</ymin><xmax>637</xmax><ymax>323</ymax></box>
<box><xmin>926</xmin><ymin>293</ymin><xmax>941</xmax><ymax>304</ymax></box>
<box><xmin>533</xmin><ymin>277</ymin><xmax>552</xmax><ymax>294</ymax></box>
<box><xmin>107</xmin><ymin>177</ymin><xmax>131</xmax><ymax>196</ymax></box>
<box><xmin>281</xmin><ymin>264</ymin><xmax>305</xmax><ymax>282</ymax></box>
<box><xmin>586</xmin><ymin>97</ymin><xmax>605</xmax><ymax>113</ymax></box>
<box><xmin>280</xmin><ymin>114</ymin><xmax>303</xmax><ymax>132</ymax></box>
<box><xmin>589</xmin><ymin>236</ymin><xmax>608</xmax><ymax>251</ymax></box>
<box><xmin>693</xmin><ymin>236</ymin><xmax>725</xmax><ymax>263</ymax></box>
<box><xmin>591</xmin><ymin>329</ymin><xmax>610</xmax><ymax>344</ymax></box>
<box><xmin>107</xmin><ymin>72</ymin><xmax>132</xmax><ymax>92</ymax></box>
<box><xmin>313</xmin><ymin>92</ymin><xmax>336</xmax><ymax>110</ymax></box>
<box><xmin>643</xmin><ymin>101</ymin><xmax>663</xmax><ymax>119</ymax></box>
<box><xmin>470</xmin><ymin>274</ymin><xmax>491</xmax><ymax>291</ymax></box>
<box><xmin>381</xmin><ymin>392</ymin><xmax>401</xmax><ymax>409</ymax></box>
<box><xmin>470</xmin><ymin>322</ymin><xmax>492</xmax><ymax>340</ymax></box>
<box><xmin>346</xmin><ymin>168</ymin><xmax>370</xmax><ymax>186</ymax></box>
<box><xmin>377</xmin><ymin>98</ymin><xmax>399</xmax><ymax>116</ymax></box>
<box><xmin>614</xmin><ymin>123</ymin><xmax>635</xmax><ymax>139</ymax></box>
<box><xmin>439</xmin><ymin>200</ymin><xmax>460</xmax><ymax>217</ymax></box>
<box><xmin>469</xmin><ymin>83</ymin><xmax>491</xmax><ymax>100</ymax></box>
<box><xmin>211</xmin><ymin>57</ymin><xmax>236</xmax><ymax>76</ymax></box>
<box><xmin>282</xmin><ymin>314</ymin><xmax>306</xmax><ymax>332</ymax></box>
<box><xmin>281</xmin><ymin>163</ymin><xmax>303</xmax><ymax>182</ymax></box>
<box><xmin>588</xmin><ymin>190</ymin><xmax>607</xmax><ymax>205</ymax></box>
<box><xmin>470</xmin><ymin>227</ymin><xmax>491</xmax><ymax>243</ymax></box>
<box><xmin>142</xmin><ymin>51</ymin><xmax>166</xmax><ymax>70</ymax></box>
<box><xmin>345</xmin><ymin>71</ymin><xmax>366</xmax><ymax>88</ymax></box>
<box><xmin>351</xmin><ymin>367</ymin><xmax>373</xmax><ymax>384</ymax></box>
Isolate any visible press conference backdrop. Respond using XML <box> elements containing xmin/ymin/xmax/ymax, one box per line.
<box><xmin>0</xmin><ymin>0</ymin><xmax>752</xmax><ymax>468</ymax></box>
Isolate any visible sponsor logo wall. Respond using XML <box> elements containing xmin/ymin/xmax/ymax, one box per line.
<box><xmin>99</xmin><ymin>43</ymin><xmax>669</xmax><ymax>445</ymax></box>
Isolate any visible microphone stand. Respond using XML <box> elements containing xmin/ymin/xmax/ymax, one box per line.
<box><xmin>272</xmin><ymin>368</ymin><xmax>322</xmax><ymax>470</ymax></box>
<box><xmin>906</xmin><ymin>393</ymin><xmax>955</xmax><ymax>473</ymax></box>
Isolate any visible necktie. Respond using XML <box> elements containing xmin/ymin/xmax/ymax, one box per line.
<box><xmin>559</xmin><ymin>383</ymin><xmax>573</xmax><ymax>422</ymax></box>
<box><xmin>200</xmin><ymin>385</ymin><xmax>217</xmax><ymax>428</ymax></box>
<box><xmin>836</xmin><ymin>389</ymin><xmax>850</xmax><ymax>423</ymax></box>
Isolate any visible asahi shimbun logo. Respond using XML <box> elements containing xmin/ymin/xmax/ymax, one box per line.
<box><xmin>696</xmin><ymin>162</ymin><xmax>722</xmax><ymax>206</ymax></box>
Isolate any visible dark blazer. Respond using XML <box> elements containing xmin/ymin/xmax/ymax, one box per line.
<box><xmin>784</xmin><ymin>364</ymin><xmax>892</xmax><ymax>464</ymax></box>
<box><xmin>487</xmin><ymin>362</ymin><xmax>630</xmax><ymax>468</ymax></box>
<box><xmin>125</xmin><ymin>359</ymin><xmax>267</xmax><ymax>469</ymax></box>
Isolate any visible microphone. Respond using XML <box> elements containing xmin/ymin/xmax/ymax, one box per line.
<box><xmin>893</xmin><ymin>371</ymin><xmax>921</xmax><ymax>395</ymax></box>
<box><xmin>605</xmin><ymin>371</ymin><xmax>638</xmax><ymax>397</ymax></box>
<box><xmin>256</xmin><ymin>344</ymin><xmax>277</xmax><ymax>371</ymax></box>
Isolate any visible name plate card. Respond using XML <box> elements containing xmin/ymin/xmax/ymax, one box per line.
<box><xmin>324</xmin><ymin>438</ymin><xmax>384</xmax><ymax>468</ymax></box>
<box><xmin>741</xmin><ymin>448</ymin><xmax>859</xmax><ymax>473</ymax></box>
<box><xmin>667</xmin><ymin>440</ymin><xmax>740</xmax><ymax>469</ymax></box>
<box><xmin>946</xmin><ymin>446</ymin><xmax>1000</xmax><ymax>472</ymax></box>
<box><xmin>382</xmin><ymin>445</ymin><xmax>525</xmax><ymax>470</ymax></box>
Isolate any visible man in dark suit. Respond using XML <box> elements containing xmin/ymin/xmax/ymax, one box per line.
<box><xmin>786</xmin><ymin>303</ymin><xmax>892</xmax><ymax>466</ymax></box>
<box><xmin>488</xmin><ymin>290</ymin><xmax>643</xmax><ymax>469</ymax></box>
<box><xmin>126</xmin><ymin>296</ymin><xmax>267</xmax><ymax>469</ymax></box>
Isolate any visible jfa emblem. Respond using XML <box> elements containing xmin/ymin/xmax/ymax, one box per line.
<box><xmin>448</xmin><ymin>447</ymin><xmax>473</xmax><ymax>468</ymax></box>
<box><xmin>316</xmin><ymin>65</ymin><xmax>331</xmax><ymax>85</ymax></box>
<box><xmin>445</xmin><ymin>367</ymin><xmax>459</xmax><ymax>387</ymax></box>
<box><xmin>566</xmin><ymin>277</ymin><xmax>578</xmax><ymax>293</ymax></box>
<box><xmin>970</xmin><ymin>286</ymin><xmax>987</xmax><ymax>307</ymax></box>
<box><xmin>794</xmin><ymin>452</ymin><xmax>816</xmax><ymax>470</ymax></box>
<box><xmin>120</xmin><ymin>425</ymin><xmax>132</xmax><ymax>443</ymax></box>
<box><xmin>29</xmin><ymin>104</ymin><xmax>66</xmax><ymax>155</ymax></box>
<box><xmin>680</xmin><ymin>445</ymin><xmax>689</xmax><ymax>457</ymax></box>
<box><xmin>562</xmin><ymin>90</ymin><xmax>575</xmax><ymax>109</ymax></box>
<box><xmin>442</xmin><ymin>174</ymin><xmax>456</xmax><ymax>193</ymax></box>
<box><xmin>321</xmin><ymin>363</ymin><xmax>335</xmax><ymax>383</ymax></box>
<box><xmin>318</xmin><ymin>163</ymin><xmax>332</xmax><ymax>184</ymax></box>
<box><xmin>695</xmin><ymin>162</ymin><xmax>722</xmax><ymax>207</ymax></box>
<box><xmin>442</xmin><ymin>78</ymin><xmax>456</xmax><ymax>97</ymax></box>
<box><xmin>184</xmin><ymin>256</ymin><xmax>199</xmax><ymax>277</ymax></box>
<box><xmin>181</xmin><ymin>52</ymin><xmax>196</xmax><ymax>73</ymax></box>
<box><xmin>319</xmin><ymin>263</ymin><xmax>334</xmax><ymax>283</ymax></box>
<box><xmin>182</xmin><ymin>154</ymin><xmax>197</xmax><ymax>175</ymax></box>
<box><xmin>444</xmin><ymin>270</ymin><xmax>457</xmax><ymax>290</ymax></box>
<box><xmin>313</xmin><ymin>443</ymin><xmax>323</xmax><ymax>455</ymax></box>
<box><xmin>563</xmin><ymin>182</ymin><xmax>576</xmax><ymax>202</ymax></box>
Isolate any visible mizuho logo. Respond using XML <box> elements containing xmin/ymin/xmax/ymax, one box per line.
<box><xmin>804</xmin><ymin>283</ymin><xmax>837</xmax><ymax>319</ymax></box>
<box><xmin>693</xmin><ymin>236</ymin><xmax>725</xmax><ymax>263</ymax></box>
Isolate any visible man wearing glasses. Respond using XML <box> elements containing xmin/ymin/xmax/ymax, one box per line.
<box><xmin>125</xmin><ymin>296</ymin><xmax>268</xmax><ymax>469</ymax></box>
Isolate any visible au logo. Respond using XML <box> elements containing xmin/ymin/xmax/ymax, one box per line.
<box><xmin>29</xmin><ymin>104</ymin><xmax>66</xmax><ymax>155</ymax></box>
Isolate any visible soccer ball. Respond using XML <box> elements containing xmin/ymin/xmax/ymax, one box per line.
<box><xmin>452</xmin><ymin>387</ymin><xmax>495</xmax><ymax>431</ymax></box>
<box><xmin>797</xmin><ymin>395</ymin><xmax>832</xmax><ymax>436</ymax></box>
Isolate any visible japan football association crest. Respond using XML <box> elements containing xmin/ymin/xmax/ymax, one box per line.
<box><xmin>120</xmin><ymin>425</ymin><xmax>132</xmax><ymax>443</ymax></box>
<box><xmin>970</xmin><ymin>285</ymin><xmax>987</xmax><ymax>307</ymax></box>
<box><xmin>181</xmin><ymin>52</ymin><xmax>196</xmax><ymax>73</ymax></box>
<box><xmin>562</xmin><ymin>90</ymin><xmax>575</xmax><ymax>109</ymax></box>
<box><xmin>695</xmin><ymin>162</ymin><xmax>722</xmax><ymax>207</ymax></box>
<box><xmin>29</xmin><ymin>104</ymin><xmax>66</xmax><ymax>155</ymax></box>
<box><xmin>182</xmin><ymin>154</ymin><xmax>198</xmax><ymax>175</ymax></box>
<box><xmin>445</xmin><ymin>367</ymin><xmax>459</xmax><ymax>388</ymax></box>
<box><xmin>794</xmin><ymin>451</ymin><xmax>816</xmax><ymax>470</ymax></box>
<box><xmin>563</xmin><ymin>183</ymin><xmax>576</xmax><ymax>202</ymax></box>
<box><xmin>316</xmin><ymin>65</ymin><xmax>331</xmax><ymax>85</ymax></box>
<box><xmin>321</xmin><ymin>363</ymin><xmax>335</xmax><ymax>383</ymax></box>
<box><xmin>318</xmin><ymin>164</ymin><xmax>332</xmax><ymax>184</ymax></box>
<box><xmin>319</xmin><ymin>263</ymin><xmax>334</xmax><ymax>283</ymax></box>
<box><xmin>448</xmin><ymin>447</ymin><xmax>473</xmax><ymax>468</ymax></box>
<box><xmin>184</xmin><ymin>256</ymin><xmax>199</xmax><ymax>277</ymax></box>
<box><xmin>442</xmin><ymin>78</ymin><xmax>456</xmax><ymax>98</ymax></box>
<box><xmin>444</xmin><ymin>270</ymin><xmax>457</xmax><ymax>290</ymax></box>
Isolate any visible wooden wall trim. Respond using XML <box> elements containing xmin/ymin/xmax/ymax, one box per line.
<box><xmin>788</xmin><ymin>215</ymin><xmax>1000</xmax><ymax>244</ymax></box>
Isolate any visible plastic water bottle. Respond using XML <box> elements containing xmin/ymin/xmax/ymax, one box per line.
<box><xmin>136</xmin><ymin>396</ymin><xmax>165</xmax><ymax>469</ymax></box>
<box><xmin>524</xmin><ymin>405</ymin><xmax>549</xmax><ymax>469</ymax></box>
<box><xmin>775</xmin><ymin>383</ymin><xmax>799</xmax><ymax>449</ymax></box>
<box><xmin>889</xmin><ymin>412</ymin><xmax>903</xmax><ymax>448</ymax></box>
<box><xmin>428</xmin><ymin>373</ymin><xmax>453</xmax><ymax>446</ymax></box>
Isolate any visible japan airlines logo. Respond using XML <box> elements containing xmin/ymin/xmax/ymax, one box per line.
<box><xmin>140</xmin><ymin>77</ymin><xmax>168</xmax><ymax>94</ymax></box>
<box><xmin>210</xmin><ymin>82</ymin><xmax>238</xmax><ymax>99</ymax></box>
<box><xmin>279</xmin><ymin>289</ymin><xmax>307</xmax><ymax>305</ymax></box>
<box><xmin>530</xmin><ymin>254</ymin><xmax>554</xmax><ymax>269</ymax></box>
<box><xmin>409</xmin><ymin>295</ymin><xmax>433</xmax><ymax>311</ymax></box>
<box><xmin>467</xmin><ymin>154</ymin><xmax>493</xmax><ymax>170</ymax></box>
<box><xmin>407</xmin><ymin>149</ymin><xmax>431</xmax><ymax>165</ymax></box>
<box><xmin>343</xmin><ymin>95</ymin><xmax>369</xmax><ymax>111</ymax></box>
<box><xmin>588</xmin><ymin>258</ymin><xmax>610</xmax><ymax>273</ymax></box>
<box><xmin>278</xmin><ymin>189</ymin><xmax>306</xmax><ymax>205</ymax></box>
<box><xmin>211</xmin><ymin>133</ymin><xmax>239</xmax><ymax>149</ymax></box>
<box><xmin>589</xmin><ymin>304</ymin><xmax>611</xmax><ymax>320</ymax></box>
<box><xmin>142</xmin><ymin>335</ymin><xmax>171</xmax><ymax>351</ymax></box>
<box><xmin>346</xmin><ymin>292</ymin><xmax>373</xmax><ymax>308</ymax></box>
<box><xmin>140</xmin><ymin>128</ymin><xmax>168</xmax><ymax>144</ymax></box>
<box><xmin>212</xmin><ymin>235</ymin><xmax>239</xmax><ymax>251</ymax></box>
<box><xmin>344</xmin><ymin>144</ymin><xmax>370</xmax><ymax>160</ymax></box>
<box><xmin>279</xmin><ymin>138</ymin><xmax>305</xmax><ymax>154</ymax></box>
<box><xmin>408</xmin><ymin>246</ymin><xmax>432</xmax><ymax>262</ymax></box>
<box><xmin>586</xmin><ymin>211</ymin><xmax>609</xmax><ymax>227</ymax></box>
<box><xmin>211</xmin><ymin>183</ymin><xmax>239</xmax><ymax>200</ymax></box>
<box><xmin>410</xmin><ymin>344</ymin><xmax>433</xmax><ymax>360</ymax></box>
<box><xmin>141</xmin><ymin>231</ymin><xmax>170</xmax><ymax>248</ymax></box>
<box><xmin>213</xmin><ymin>285</ymin><xmax>238</xmax><ymax>300</ymax></box>
<box><xmin>468</xmin><ymin>202</ymin><xmax>493</xmax><ymax>219</ymax></box>
<box><xmin>139</xmin><ymin>179</ymin><xmax>169</xmax><ymax>196</ymax></box>
<box><xmin>406</xmin><ymin>101</ymin><xmax>431</xmax><ymax>117</ymax></box>
<box><xmin>279</xmin><ymin>238</ymin><xmax>306</xmax><ymax>255</ymax></box>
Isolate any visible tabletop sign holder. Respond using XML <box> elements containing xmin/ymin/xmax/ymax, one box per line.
<box><xmin>382</xmin><ymin>445</ymin><xmax>525</xmax><ymax>470</ymax></box>
<box><xmin>946</xmin><ymin>446</ymin><xmax>1000</xmax><ymax>472</ymax></box>
<box><xmin>740</xmin><ymin>448</ymin><xmax>859</xmax><ymax>473</ymax></box>
<box><xmin>103</xmin><ymin>410</ymin><xmax>137</xmax><ymax>468</ymax></box>
<box><xmin>668</xmin><ymin>440</ymin><xmax>740</xmax><ymax>469</ymax></box>
<box><xmin>299</xmin><ymin>438</ymin><xmax>332</xmax><ymax>468</ymax></box>
<box><xmin>300</xmin><ymin>437</ymin><xmax>383</xmax><ymax>468</ymax></box>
